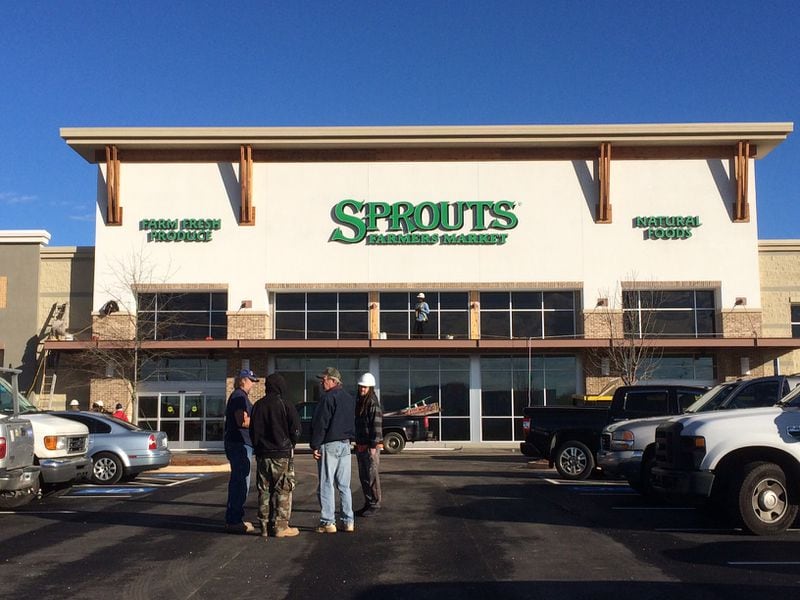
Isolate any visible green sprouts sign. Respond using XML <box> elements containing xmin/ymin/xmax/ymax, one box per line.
<box><xmin>139</xmin><ymin>218</ymin><xmax>221</xmax><ymax>242</ymax></box>
<box><xmin>329</xmin><ymin>199</ymin><xmax>519</xmax><ymax>245</ymax></box>
<box><xmin>634</xmin><ymin>215</ymin><xmax>701</xmax><ymax>240</ymax></box>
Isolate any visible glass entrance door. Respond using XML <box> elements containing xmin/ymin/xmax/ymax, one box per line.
<box><xmin>137</xmin><ymin>392</ymin><xmax>225</xmax><ymax>449</ymax></box>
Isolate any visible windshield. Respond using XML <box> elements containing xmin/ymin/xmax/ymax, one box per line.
<box><xmin>684</xmin><ymin>383</ymin><xmax>736</xmax><ymax>413</ymax></box>
<box><xmin>0</xmin><ymin>376</ymin><xmax>40</xmax><ymax>415</ymax></box>
<box><xmin>779</xmin><ymin>383</ymin><xmax>800</xmax><ymax>407</ymax></box>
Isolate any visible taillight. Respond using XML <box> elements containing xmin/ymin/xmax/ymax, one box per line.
<box><xmin>148</xmin><ymin>434</ymin><xmax>157</xmax><ymax>450</ymax></box>
<box><xmin>522</xmin><ymin>418</ymin><xmax>531</xmax><ymax>434</ymax></box>
<box><xmin>0</xmin><ymin>437</ymin><xmax>6</xmax><ymax>459</ymax></box>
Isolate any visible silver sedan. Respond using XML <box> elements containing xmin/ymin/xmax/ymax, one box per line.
<box><xmin>50</xmin><ymin>411</ymin><xmax>170</xmax><ymax>485</ymax></box>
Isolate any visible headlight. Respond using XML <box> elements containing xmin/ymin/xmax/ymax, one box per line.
<box><xmin>609</xmin><ymin>429</ymin><xmax>635</xmax><ymax>451</ymax></box>
<box><xmin>44</xmin><ymin>435</ymin><xmax>66</xmax><ymax>451</ymax></box>
<box><xmin>680</xmin><ymin>435</ymin><xmax>706</xmax><ymax>469</ymax></box>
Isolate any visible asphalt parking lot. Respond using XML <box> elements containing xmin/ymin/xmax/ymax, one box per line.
<box><xmin>1</xmin><ymin>450</ymin><xmax>798</xmax><ymax>600</ymax></box>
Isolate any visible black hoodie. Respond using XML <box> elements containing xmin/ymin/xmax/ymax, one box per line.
<box><xmin>249</xmin><ymin>373</ymin><xmax>301</xmax><ymax>458</ymax></box>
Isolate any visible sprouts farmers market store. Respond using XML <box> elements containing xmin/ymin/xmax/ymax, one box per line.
<box><xmin>43</xmin><ymin>122</ymin><xmax>800</xmax><ymax>449</ymax></box>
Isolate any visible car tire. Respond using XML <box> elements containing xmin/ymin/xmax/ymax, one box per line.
<box><xmin>729</xmin><ymin>461</ymin><xmax>798</xmax><ymax>536</ymax></box>
<box><xmin>382</xmin><ymin>431</ymin><xmax>406</xmax><ymax>454</ymax></box>
<box><xmin>0</xmin><ymin>474</ymin><xmax>40</xmax><ymax>509</ymax></box>
<box><xmin>554</xmin><ymin>440</ymin><xmax>595</xmax><ymax>480</ymax></box>
<box><xmin>629</xmin><ymin>453</ymin><xmax>657</xmax><ymax>497</ymax></box>
<box><xmin>91</xmin><ymin>452</ymin><xmax>124</xmax><ymax>485</ymax></box>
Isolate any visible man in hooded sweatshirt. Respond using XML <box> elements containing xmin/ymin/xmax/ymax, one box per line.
<box><xmin>249</xmin><ymin>372</ymin><xmax>301</xmax><ymax>538</ymax></box>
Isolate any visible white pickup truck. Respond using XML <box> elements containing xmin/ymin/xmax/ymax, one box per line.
<box><xmin>0</xmin><ymin>368</ymin><xmax>40</xmax><ymax>508</ymax></box>
<box><xmin>0</xmin><ymin>370</ymin><xmax>91</xmax><ymax>507</ymax></box>
<box><xmin>599</xmin><ymin>375</ymin><xmax>800</xmax><ymax>495</ymax></box>
<box><xmin>652</xmin><ymin>382</ymin><xmax>800</xmax><ymax>535</ymax></box>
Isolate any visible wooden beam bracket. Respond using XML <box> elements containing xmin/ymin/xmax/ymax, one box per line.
<box><xmin>597</xmin><ymin>142</ymin><xmax>612</xmax><ymax>223</ymax></box>
<box><xmin>105</xmin><ymin>145</ymin><xmax>122</xmax><ymax>225</ymax></box>
<box><xmin>239</xmin><ymin>145</ymin><xmax>255</xmax><ymax>225</ymax></box>
<box><xmin>734</xmin><ymin>141</ymin><xmax>751</xmax><ymax>222</ymax></box>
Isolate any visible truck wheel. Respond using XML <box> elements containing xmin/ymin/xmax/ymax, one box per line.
<box><xmin>729</xmin><ymin>461</ymin><xmax>798</xmax><ymax>536</ymax></box>
<box><xmin>91</xmin><ymin>452</ymin><xmax>124</xmax><ymax>485</ymax></box>
<box><xmin>629</xmin><ymin>453</ymin><xmax>657</xmax><ymax>497</ymax></box>
<box><xmin>0</xmin><ymin>475</ymin><xmax>40</xmax><ymax>509</ymax></box>
<box><xmin>382</xmin><ymin>432</ymin><xmax>406</xmax><ymax>454</ymax></box>
<box><xmin>554</xmin><ymin>441</ymin><xmax>595</xmax><ymax>480</ymax></box>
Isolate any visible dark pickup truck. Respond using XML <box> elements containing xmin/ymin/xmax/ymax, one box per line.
<box><xmin>520</xmin><ymin>384</ymin><xmax>707</xmax><ymax>479</ymax></box>
<box><xmin>296</xmin><ymin>401</ymin><xmax>434</xmax><ymax>454</ymax></box>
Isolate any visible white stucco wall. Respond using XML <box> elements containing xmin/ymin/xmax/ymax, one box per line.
<box><xmin>93</xmin><ymin>158</ymin><xmax>760</xmax><ymax>312</ymax></box>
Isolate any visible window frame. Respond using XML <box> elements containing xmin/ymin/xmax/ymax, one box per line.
<box><xmin>136</xmin><ymin>291</ymin><xmax>228</xmax><ymax>341</ymax></box>
<box><xmin>622</xmin><ymin>289</ymin><xmax>716</xmax><ymax>339</ymax></box>
<box><xmin>274</xmin><ymin>292</ymin><xmax>369</xmax><ymax>340</ymax></box>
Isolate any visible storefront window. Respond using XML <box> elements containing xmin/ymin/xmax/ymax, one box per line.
<box><xmin>274</xmin><ymin>293</ymin><xmax>368</xmax><ymax>339</ymax></box>
<box><xmin>479</xmin><ymin>291</ymin><xmax>579</xmax><ymax>340</ymax></box>
<box><xmin>379</xmin><ymin>292</ymin><xmax>469</xmax><ymax>340</ymax></box>
<box><xmin>379</xmin><ymin>355</ymin><xmax>471</xmax><ymax>441</ymax></box>
<box><xmin>641</xmin><ymin>355</ymin><xmax>715</xmax><ymax>381</ymax></box>
<box><xmin>623</xmin><ymin>290</ymin><xmax>716</xmax><ymax>338</ymax></box>
<box><xmin>139</xmin><ymin>356</ymin><xmax>227</xmax><ymax>382</ymax></box>
<box><xmin>480</xmin><ymin>355</ymin><xmax>577</xmax><ymax>441</ymax></box>
<box><xmin>273</xmin><ymin>354</ymin><xmax>370</xmax><ymax>404</ymax></box>
<box><xmin>792</xmin><ymin>305</ymin><xmax>800</xmax><ymax>338</ymax></box>
<box><xmin>137</xmin><ymin>292</ymin><xmax>228</xmax><ymax>340</ymax></box>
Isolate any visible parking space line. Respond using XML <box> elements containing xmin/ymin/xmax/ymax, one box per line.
<box><xmin>1</xmin><ymin>510</ymin><xmax>79</xmax><ymax>515</ymax></box>
<box><xmin>656</xmin><ymin>528</ymin><xmax>739</xmax><ymax>532</ymax></box>
<box><xmin>612</xmin><ymin>506</ymin><xmax>696</xmax><ymax>510</ymax></box>
<box><xmin>728</xmin><ymin>561</ymin><xmax>800</xmax><ymax>565</ymax></box>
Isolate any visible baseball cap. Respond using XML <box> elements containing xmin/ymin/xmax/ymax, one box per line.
<box><xmin>237</xmin><ymin>369</ymin><xmax>260</xmax><ymax>382</ymax></box>
<box><xmin>316</xmin><ymin>367</ymin><xmax>342</xmax><ymax>382</ymax></box>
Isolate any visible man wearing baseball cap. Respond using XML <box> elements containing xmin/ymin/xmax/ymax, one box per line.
<box><xmin>311</xmin><ymin>367</ymin><xmax>356</xmax><ymax>533</ymax></box>
<box><xmin>224</xmin><ymin>368</ymin><xmax>260</xmax><ymax>534</ymax></box>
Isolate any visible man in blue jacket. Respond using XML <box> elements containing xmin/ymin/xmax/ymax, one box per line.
<box><xmin>311</xmin><ymin>367</ymin><xmax>356</xmax><ymax>533</ymax></box>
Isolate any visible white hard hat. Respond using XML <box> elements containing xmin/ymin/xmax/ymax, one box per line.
<box><xmin>69</xmin><ymin>399</ymin><xmax>79</xmax><ymax>406</ymax></box>
<box><xmin>95</xmin><ymin>400</ymin><xmax>104</xmax><ymax>407</ymax></box>
<box><xmin>416</xmin><ymin>293</ymin><xmax>425</xmax><ymax>299</ymax></box>
<box><xmin>357</xmin><ymin>372</ymin><xmax>376</xmax><ymax>387</ymax></box>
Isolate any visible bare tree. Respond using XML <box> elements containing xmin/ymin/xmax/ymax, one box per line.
<box><xmin>76</xmin><ymin>248</ymin><xmax>179</xmax><ymax>424</ymax></box>
<box><xmin>587</xmin><ymin>280</ymin><xmax>666</xmax><ymax>386</ymax></box>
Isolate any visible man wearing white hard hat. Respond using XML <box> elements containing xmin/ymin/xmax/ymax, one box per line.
<box><xmin>413</xmin><ymin>293</ymin><xmax>430</xmax><ymax>339</ymax></box>
<box><xmin>354</xmin><ymin>372</ymin><xmax>383</xmax><ymax>516</ymax></box>
<box><xmin>69</xmin><ymin>399</ymin><xmax>80</xmax><ymax>411</ymax></box>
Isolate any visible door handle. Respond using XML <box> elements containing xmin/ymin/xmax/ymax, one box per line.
<box><xmin>787</xmin><ymin>425</ymin><xmax>800</xmax><ymax>439</ymax></box>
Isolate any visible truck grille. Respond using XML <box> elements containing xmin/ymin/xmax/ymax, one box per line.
<box><xmin>68</xmin><ymin>436</ymin><xmax>87</xmax><ymax>454</ymax></box>
<box><xmin>654</xmin><ymin>422</ymin><xmax>683</xmax><ymax>468</ymax></box>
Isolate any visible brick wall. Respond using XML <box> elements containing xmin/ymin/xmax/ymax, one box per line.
<box><xmin>227</xmin><ymin>312</ymin><xmax>269</xmax><ymax>339</ymax></box>
<box><xmin>92</xmin><ymin>313</ymin><xmax>136</xmax><ymax>340</ymax></box>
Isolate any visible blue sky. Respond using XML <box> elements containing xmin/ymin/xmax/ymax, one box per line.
<box><xmin>2</xmin><ymin>1</ymin><xmax>799</xmax><ymax>246</ymax></box>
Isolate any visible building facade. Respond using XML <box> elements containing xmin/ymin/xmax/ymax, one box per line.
<box><xmin>40</xmin><ymin>123</ymin><xmax>800</xmax><ymax>449</ymax></box>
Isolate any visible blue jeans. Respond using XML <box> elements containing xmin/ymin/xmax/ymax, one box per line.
<box><xmin>225</xmin><ymin>442</ymin><xmax>253</xmax><ymax>524</ymax></box>
<box><xmin>317</xmin><ymin>440</ymin><xmax>353</xmax><ymax>525</ymax></box>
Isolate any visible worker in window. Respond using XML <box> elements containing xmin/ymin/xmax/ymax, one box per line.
<box><xmin>413</xmin><ymin>293</ymin><xmax>430</xmax><ymax>339</ymax></box>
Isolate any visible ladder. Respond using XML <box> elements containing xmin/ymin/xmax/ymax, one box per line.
<box><xmin>38</xmin><ymin>372</ymin><xmax>57</xmax><ymax>410</ymax></box>
<box><xmin>26</xmin><ymin>302</ymin><xmax>68</xmax><ymax>400</ymax></box>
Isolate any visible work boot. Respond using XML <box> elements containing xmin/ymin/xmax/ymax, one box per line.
<box><xmin>315</xmin><ymin>522</ymin><xmax>337</xmax><ymax>533</ymax></box>
<box><xmin>274</xmin><ymin>526</ymin><xmax>300</xmax><ymax>538</ymax></box>
<box><xmin>361</xmin><ymin>506</ymin><xmax>380</xmax><ymax>517</ymax></box>
<box><xmin>342</xmin><ymin>521</ymin><xmax>355</xmax><ymax>533</ymax></box>
<box><xmin>225</xmin><ymin>521</ymin><xmax>256</xmax><ymax>534</ymax></box>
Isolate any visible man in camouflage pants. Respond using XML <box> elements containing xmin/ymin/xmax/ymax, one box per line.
<box><xmin>249</xmin><ymin>373</ymin><xmax>301</xmax><ymax>538</ymax></box>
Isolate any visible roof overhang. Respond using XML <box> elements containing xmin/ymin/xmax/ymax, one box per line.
<box><xmin>61</xmin><ymin>122</ymin><xmax>794</xmax><ymax>163</ymax></box>
<box><xmin>43</xmin><ymin>337</ymin><xmax>800</xmax><ymax>352</ymax></box>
